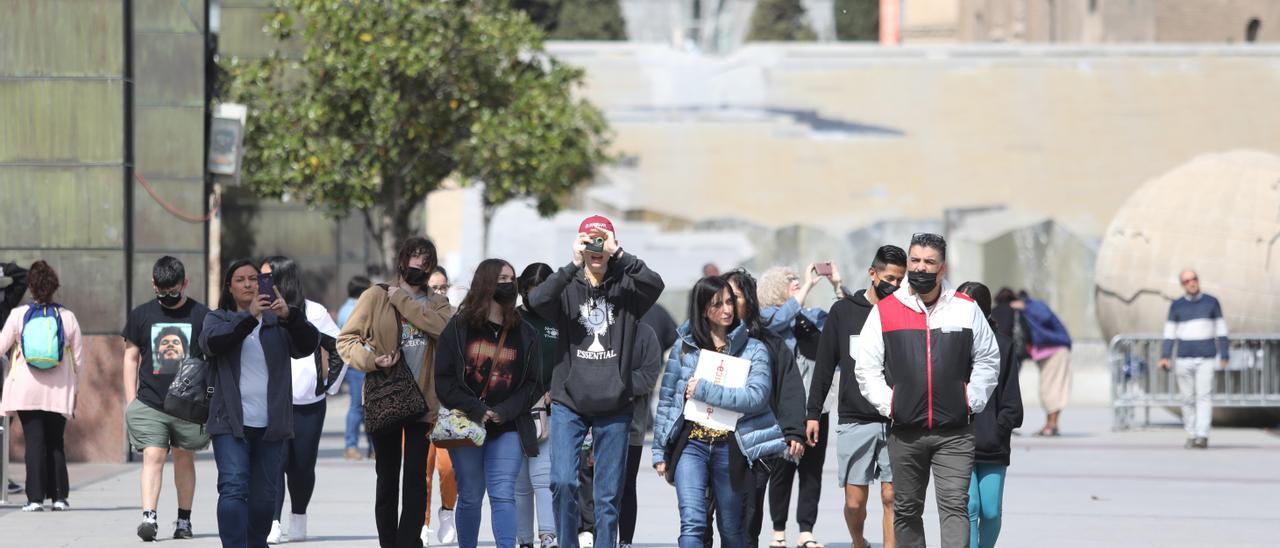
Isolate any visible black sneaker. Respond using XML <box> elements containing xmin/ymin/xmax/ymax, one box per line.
<box><xmin>6</xmin><ymin>480</ymin><xmax>21</xmax><ymax>494</ymax></box>
<box><xmin>138</xmin><ymin>519</ymin><xmax>159</xmax><ymax>542</ymax></box>
<box><xmin>174</xmin><ymin>518</ymin><xmax>194</xmax><ymax>539</ymax></box>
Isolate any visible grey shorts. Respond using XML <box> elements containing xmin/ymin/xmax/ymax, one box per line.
<box><xmin>836</xmin><ymin>421</ymin><xmax>893</xmax><ymax>486</ymax></box>
<box><xmin>126</xmin><ymin>399</ymin><xmax>210</xmax><ymax>452</ymax></box>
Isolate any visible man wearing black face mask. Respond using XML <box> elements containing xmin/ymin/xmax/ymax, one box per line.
<box><xmin>122</xmin><ymin>256</ymin><xmax>210</xmax><ymax>540</ymax></box>
<box><xmin>806</xmin><ymin>245</ymin><xmax>906</xmax><ymax>548</ymax></box>
<box><xmin>853</xmin><ymin>234</ymin><xmax>1000</xmax><ymax>548</ymax></box>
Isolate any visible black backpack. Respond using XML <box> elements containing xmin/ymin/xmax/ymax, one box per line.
<box><xmin>165</xmin><ymin>348</ymin><xmax>213</xmax><ymax>424</ymax></box>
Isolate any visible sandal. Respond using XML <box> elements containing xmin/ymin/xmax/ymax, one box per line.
<box><xmin>797</xmin><ymin>540</ymin><xmax>825</xmax><ymax>548</ymax></box>
<box><xmin>769</xmin><ymin>536</ymin><xmax>788</xmax><ymax>548</ymax></box>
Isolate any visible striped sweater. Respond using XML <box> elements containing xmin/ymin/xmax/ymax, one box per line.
<box><xmin>1161</xmin><ymin>293</ymin><xmax>1229</xmax><ymax>360</ymax></box>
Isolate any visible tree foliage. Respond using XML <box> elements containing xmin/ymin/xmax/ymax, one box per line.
<box><xmin>220</xmin><ymin>0</ymin><xmax>612</xmax><ymax>267</ymax></box>
<box><xmin>835</xmin><ymin>0</ymin><xmax>879</xmax><ymax>41</ymax></box>
<box><xmin>509</xmin><ymin>0</ymin><xmax>627</xmax><ymax>40</ymax></box>
<box><xmin>746</xmin><ymin>0</ymin><xmax>818</xmax><ymax>42</ymax></box>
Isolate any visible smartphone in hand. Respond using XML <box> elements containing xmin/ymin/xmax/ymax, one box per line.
<box><xmin>257</xmin><ymin>272</ymin><xmax>276</xmax><ymax>303</ymax></box>
<box><xmin>815</xmin><ymin>262</ymin><xmax>833</xmax><ymax>277</ymax></box>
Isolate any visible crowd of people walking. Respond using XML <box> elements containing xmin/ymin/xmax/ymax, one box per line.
<box><xmin>0</xmin><ymin>215</ymin><xmax>1234</xmax><ymax>548</ymax></box>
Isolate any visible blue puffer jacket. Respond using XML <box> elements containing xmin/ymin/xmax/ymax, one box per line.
<box><xmin>652</xmin><ymin>320</ymin><xmax>788</xmax><ymax>466</ymax></box>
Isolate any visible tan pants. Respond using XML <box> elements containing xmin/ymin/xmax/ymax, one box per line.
<box><xmin>1036</xmin><ymin>349</ymin><xmax>1072</xmax><ymax>414</ymax></box>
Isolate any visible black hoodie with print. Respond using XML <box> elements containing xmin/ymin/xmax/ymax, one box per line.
<box><xmin>527</xmin><ymin>251</ymin><xmax>665</xmax><ymax>417</ymax></box>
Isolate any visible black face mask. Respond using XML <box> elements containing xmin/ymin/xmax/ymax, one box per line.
<box><xmin>874</xmin><ymin>279</ymin><xmax>898</xmax><ymax>301</ymax></box>
<box><xmin>494</xmin><ymin>282</ymin><xmax>517</xmax><ymax>304</ymax></box>
<box><xmin>402</xmin><ymin>267</ymin><xmax>429</xmax><ymax>287</ymax></box>
<box><xmin>908</xmin><ymin>271</ymin><xmax>939</xmax><ymax>295</ymax></box>
<box><xmin>157</xmin><ymin>292</ymin><xmax>182</xmax><ymax>308</ymax></box>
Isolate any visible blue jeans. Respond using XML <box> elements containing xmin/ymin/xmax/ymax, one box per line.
<box><xmin>450</xmin><ymin>430</ymin><xmax>524</xmax><ymax>548</ymax></box>
<box><xmin>516</xmin><ymin>438</ymin><xmax>555</xmax><ymax>543</ymax></box>
<box><xmin>344</xmin><ymin>369</ymin><xmax>372</xmax><ymax>450</ymax></box>
<box><xmin>968</xmin><ymin>463</ymin><xmax>1007</xmax><ymax>548</ymax></box>
<box><xmin>212</xmin><ymin>428</ymin><xmax>286</xmax><ymax>548</ymax></box>
<box><xmin>674</xmin><ymin>439</ymin><xmax>744</xmax><ymax>548</ymax></box>
<box><xmin>550</xmin><ymin>403</ymin><xmax>631</xmax><ymax>548</ymax></box>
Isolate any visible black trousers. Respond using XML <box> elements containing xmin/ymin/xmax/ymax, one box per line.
<box><xmin>578</xmin><ymin>445</ymin><xmax>595</xmax><ymax>533</ymax></box>
<box><xmin>619</xmin><ymin>444</ymin><xmax>643</xmax><ymax>543</ymax></box>
<box><xmin>372</xmin><ymin>421</ymin><xmax>429</xmax><ymax>548</ymax></box>
<box><xmin>769</xmin><ymin>413</ymin><xmax>828</xmax><ymax>532</ymax></box>
<box><xmin>274</xmin><ymin>400</ymin><xmax>327</xmax><ymax>519</ymax></box>
<box><xmin>18</xmin><ymin>410</ymin><xmax>69</xmax><ymax>504</ymax></box>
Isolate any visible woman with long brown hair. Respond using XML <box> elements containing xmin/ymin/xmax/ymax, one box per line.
<box><xmin>434</xmin><ymin>259</ymin><xmax>542</xmax><ymax>548</ymax></box>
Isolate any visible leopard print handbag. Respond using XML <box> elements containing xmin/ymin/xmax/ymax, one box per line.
<box><xmin>362</xmin><ymin>308</ymin><xmax>427</xmax><ymax>434</ymax></box>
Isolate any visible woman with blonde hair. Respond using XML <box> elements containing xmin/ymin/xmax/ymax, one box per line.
<box><xmin>758</xmin><ymin>264</ymin><xmax>839</xmax><ymax>548</ymax></box>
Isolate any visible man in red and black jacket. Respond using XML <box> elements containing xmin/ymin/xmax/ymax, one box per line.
<box><xmin>853</xmin><ymin>234</ymin><xmax>999</xmax><ymax>548</ymax></box>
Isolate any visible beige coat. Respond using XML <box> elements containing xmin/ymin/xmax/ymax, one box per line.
<box><xmin>336</xmin><ymin>286</ymin><xmax>452</xmax><ymax>420</ymax></box>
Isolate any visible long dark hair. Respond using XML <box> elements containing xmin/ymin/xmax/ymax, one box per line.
<box><xmin>458</xmin><ymin>259</ymin><xmax>519</xmax><ymax>331</ymax></box>
<box><xmin>687</xmin><ymin>275</ymin><xmax>737</xmax><ymax>351</ymax></box>
<box><xmin>396</xmin><ymin>236</ymin><xmax>438</xmax><ymax>281</ymax></box>
<box><xmin>262</xmin><ymin>255</ymin><xmax>305</xmax><ymax>310</ymax></box>
<box><xmin>957</xmin><ymin>281</ymin><xmax>996</xmax><ymax>330</ymax></box>
<box><xmin>218</xmin><ymin>258</ymin><xmax>257</xmax><ymax>311</ymax></box>
<box><xmin>518</xmin><ymin>262</ymin><xmax>554</xmax><ymax>310</ymax></box>
<box><xmin>722</xmin><ymin>268</ymin><xmax>764</xmax><ymax>339</ymax></box>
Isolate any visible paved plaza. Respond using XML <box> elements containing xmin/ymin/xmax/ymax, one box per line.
<box><xmin>2</xmin><ymin>400</ymin><xmax>1277</xmax><ymax>547</ymax></box>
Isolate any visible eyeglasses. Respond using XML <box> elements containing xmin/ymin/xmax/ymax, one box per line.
<box><xmin>1180</xmin><ymin>276</ymin><xmax>1198</xmax><ymax>285</ymax></box>
<box><xmin>429</xmin><ymin>284</ymin><xmax>451</xmax><ymax>293</ymax></box>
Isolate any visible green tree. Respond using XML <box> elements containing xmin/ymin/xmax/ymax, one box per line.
<box><xmin>835</xmin><ymin>0</ymin><xmax>879</xmax><ymax>41</ymax></box>
<box><xmin>221</xmin><ymin>0</ymin><xmax>612</xmax><ymax>269</ymax></box>
<box><xmin>747</xmin><ymin>0</ymin><xmax>818</xmax><ymax>41</ymax></box>
<box><xmin>509</xmin><ymin>0</ymin><xmax>627</xmax><ymax>40</ymax></box>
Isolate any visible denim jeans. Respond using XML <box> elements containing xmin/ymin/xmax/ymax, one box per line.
<box><xmin>516</xmin><ymin>437</ymin><xmax>555</xmax><ymax>543</ymax></box>
<box><xmin>450</xmin><ymin>430</ymin><xmax>524</xmax><ymax>548</ymax></box>
<box><xmin>344</xmin><ymin>370</ymin><xmax>372</xmax><ymax>450</ymax></box>
<box><xmin>550</xmin><ymin>403</ymin><xmax>631</xmax><ymax>548</ymax></box>
<box><xmin>212</xmin><ymin>428</ymin><xmax>286</xmax><ymax>548</ymax></box>
<box><xmin>674</xmin><ymin>439</ymin><xmax>744</xmax><ymax>548</ymax></box>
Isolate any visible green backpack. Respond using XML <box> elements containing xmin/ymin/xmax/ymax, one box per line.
<box><xmin>21</xmin><ymin>304</ymin><xmax>65</xmax><ymax>369</ymax></box>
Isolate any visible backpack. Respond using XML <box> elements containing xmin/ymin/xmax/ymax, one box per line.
<box><xmin>21</xmin><ymin>304</ymin><xmax>65</xmax><ymax>369</ymax></box>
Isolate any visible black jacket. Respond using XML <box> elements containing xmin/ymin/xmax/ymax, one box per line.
<box><xmin>527</xmin><ymin>251</ymin><xmax>665</xmax><ymax>417</ymax></box>
<box><xmin>975</xmin><ymin>333</ymin><xmax>1024</xmax><ymax>465</ymax></box>
<box><xmin>760</xmin><ymin>330</ymin><xmax>806</xmax><ymax>444</ymax></box>
<box><xmin>434</xmin><ymin>316</ymin><xmax>542</xmax><ymax>458</ymax></box>
<box><xmin>808</xmin><ymin>290</ymin><xmax>886</xmax><ymax>424</ymax></box>
<box><xmin>201</xmin><ymin>307</ymin><xmax>319</xmax><ymax>441</ymax></box>
<box><xmin>628</xmin><ymin>324</ymin><xmax>665</xmax><ymax>445</ymax></box>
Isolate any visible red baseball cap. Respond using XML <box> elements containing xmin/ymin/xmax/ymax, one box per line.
<box><xmin>579</xmin><ymin>215</ymin><xmax>615</xmax><ymax>236</ymax></box>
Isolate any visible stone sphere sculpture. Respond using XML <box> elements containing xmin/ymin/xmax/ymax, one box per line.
<box><xmin>1095</xmin><ymin>150</ymin><xmax>1280</xmax><ymax>341</ymax></box>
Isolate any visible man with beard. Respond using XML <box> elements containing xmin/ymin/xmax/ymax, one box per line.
<box><xmin>123</xmin><ymin>256</ymin><xmax>210</xmax><ymax>541</ymax></box>
<box><xmin>152</xmin><ymin>326</ymin><xmax>190</xmax><ymax>374</ymax></box>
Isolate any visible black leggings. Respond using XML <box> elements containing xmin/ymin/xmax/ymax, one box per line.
<box><xmin>274</xmin><ymin>400</ymin><xmax>327</xmax><ymax>519</ymax></box>
<box><xmin>769</xmin><ymin>413</ymin><xmax>828</xmax><ymax>532</ymax></box>
<box><xmin>619</xmin><ymin>444</ymin><xmax>643</xmax><ymax>543</ymax></box>
<box><xmin>17</xmin><ymin>410</ymin><xmax>69</xmax><ymax>504</ymax></box>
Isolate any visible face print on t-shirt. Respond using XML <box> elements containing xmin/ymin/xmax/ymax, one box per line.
<box><xmin>151</xmin><ymin>323</ymin><xmax>193</xmax><ymax>374</ymax></box>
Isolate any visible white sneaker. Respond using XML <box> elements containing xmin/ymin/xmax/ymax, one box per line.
<box><xmin>539</xmin><ymin>533</ymin><xmax>558</xmax><ymax>548</ymax></box>
<box><xmin>288</xmin><ymin>513</ymin><xmax>307</xmax><ymax>542</ymax></box>
<box><xmin>52</xmin><ymin>500</ymin><xmax>69</xmax><ymax>511</ymax></box>
<box><xmin>436</xmin><ymin>508</ymin><xmax>456</xmax><ymax>544</ymax></box>
<box><xmin>267</xmin><ymin>520</ymin><xmax>285</xmax><ymax>544</ymax></box>
<box><xmin>578</xmin><ymin>532</ymin><xmax>593</xmax><ymax>548</ymax></box>
<box><xmin>421</xmin><ymin>526</ymin><xmax>432</xmax><ymax>547</ymax></box>
<box><xmin>21</xmin><ymin>502</ymin><xmax>43</xmax><ymax>512</ymax></box>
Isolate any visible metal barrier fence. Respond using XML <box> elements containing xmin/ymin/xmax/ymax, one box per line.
<box><xmin>1110</xmin><ymin>334</ymin><xmax>1280</xmax><ymax>430</ymax></box>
